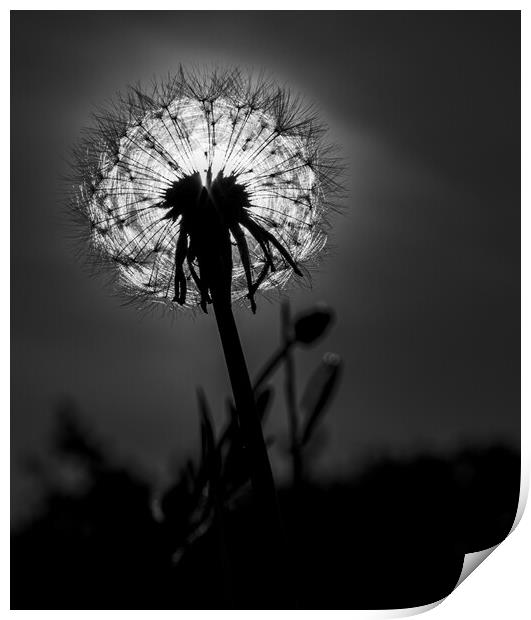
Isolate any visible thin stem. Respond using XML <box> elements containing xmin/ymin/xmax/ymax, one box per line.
<box><xmin>281</xmin><ymin>302</ymin><xmax>302</xmax><ymax>489</ymax></box>
<box><xmin>190</xmin><ymin>188</ymin><xmax>293</xmax><ymax>603</ymax></box>
<box><xmin>211</xmin><ymin>290</ymin><xmax>280</xmax><ymax>516</ymax></box>
<box><xmin>253</xmin><ymin>340</ymin><xmax>293</xmax><ymax>393</ymax></box>
<box><xmin>207</xmin><ymin>261</ymin><xmax>292</xmax><ymax>604</ymax></box>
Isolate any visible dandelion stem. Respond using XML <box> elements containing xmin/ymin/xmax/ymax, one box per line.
<box><xmin>211</xmin><ymin>287</ymin><xmax>282</xmax><ymax>520</ymax></box>
<box><xmin>205</xmin><ymin>250</ymin><xmax>291</xmax><ymax>603</ymax></box>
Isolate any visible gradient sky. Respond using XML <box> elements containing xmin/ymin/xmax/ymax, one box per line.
<box><xmin>11</xmin><ymin>11</ymin><xmax>520</xmax><ymax>517</ymax></box>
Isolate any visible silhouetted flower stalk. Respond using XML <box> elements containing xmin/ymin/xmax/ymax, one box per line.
<box><xmin>70</xmin><ymin>67</ymin><xmax>342</xmax><ymax>600</ymax></box>
<box><xmin>253</xmin><ymin>303</ymin><xmax>340</xmax><ymax>486</ymax></box>
<box><xmin>281</xmin><ymin>302</ymin><xmax>303</xmax><ymax>488</ymax></box>
<box><xmin>279</xmin><ymin>304</ymin><xmax>341</xmax><ymax>487</ymax></box>
<box><xmin>299</xmin><ymin>352</ymin><xmax>343</xmax><ymax>446</ymax></box>
<box><xmin>153</xmin><ymin>301</ymin><xmax>342</xmax><ymax>606</ymax></box>
<box><xmin>254</xmin><ymin>303</ymin><xmax>335</xmax><ymax>392</ymax></box>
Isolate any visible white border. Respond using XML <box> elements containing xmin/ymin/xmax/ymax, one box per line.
<box><xmin>4</xmin><ymin>4</ymin><xmax>528</xmax><ymax>619</ymax></box>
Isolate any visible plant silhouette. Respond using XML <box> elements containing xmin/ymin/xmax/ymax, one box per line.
<box><xmin>11</xmin><ymin>305</ymin><xmax>520</xmax><ymax>609</ymax></box>
<box><xmin>69</xmin><ymin>67</ymin><xmax>343</xmax><ymax>602</ymax></box>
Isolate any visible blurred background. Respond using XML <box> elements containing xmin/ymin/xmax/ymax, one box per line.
<box><xmin>11</xmin><ymin>11</ymin><xmax>520</xmax><ymax>609</ymax></box>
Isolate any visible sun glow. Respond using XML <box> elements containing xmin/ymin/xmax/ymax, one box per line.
<box><xmin>75</xmin><ymin>69</ymin><xmax>340</xmax><ymax>311</ymax></box>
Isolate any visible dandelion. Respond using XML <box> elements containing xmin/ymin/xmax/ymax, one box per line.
<box><xmin>71</xmin><ymin>67</ymin><xmax>341</xmax><ymax>314</ymax></box>
<box><xmin>69</xmin><ymin>66</ymin><xmax>342</xmax><ymax>596</ymax></box>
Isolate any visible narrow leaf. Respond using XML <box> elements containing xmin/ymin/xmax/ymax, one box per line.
<box><xmin>255</xmin><ymin>385</ymin><xmax>274</xmax><ymax>423</ymax></box>
<box><xmin>196</xmin><ymin>388</ymin><xmax>221</xmax><ymax>492</ymax></box>
<box><xmin>300</xmin><ymin>353</ymin><xmax>342</xmax><ymax>445</ymax></box>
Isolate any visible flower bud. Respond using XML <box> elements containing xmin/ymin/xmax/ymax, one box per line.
<box><xmin>293</xmin><ymin>304</ymin><xmax>335</xmax><ymax>345</ymax></box>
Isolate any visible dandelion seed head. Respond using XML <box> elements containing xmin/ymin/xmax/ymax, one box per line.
<box><xmin>71</xmin><ymin>67</ymin><xmax>342</xmax><ymax>312</ymax></box>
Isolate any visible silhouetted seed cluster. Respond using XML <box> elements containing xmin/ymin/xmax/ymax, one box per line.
<box><xmin>71</xmin><ymin>67</ymin><xmax>343</xmax><ymax>313</ymax></box>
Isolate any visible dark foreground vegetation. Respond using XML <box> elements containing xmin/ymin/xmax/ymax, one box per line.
<box><xmin>11</xmin><ymin>307</ymin><xmax>520</xmax><ymax>609</ymax></box>
<box><xmin>11</xmin><ymin>408</ymin><xmax>519</xmax><ymax>609</ymax></box>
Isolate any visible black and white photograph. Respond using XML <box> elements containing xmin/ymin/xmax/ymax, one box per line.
<box><xmin>10</xmin><ymin>9</ymin><xmax>522</xmax><ymax>611</ymax></box>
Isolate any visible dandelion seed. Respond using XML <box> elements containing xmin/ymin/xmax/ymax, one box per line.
<box><xmin>71</xmin><ymin>66</ymin><xmax>342</xmax><ymax>314</ymax></box>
